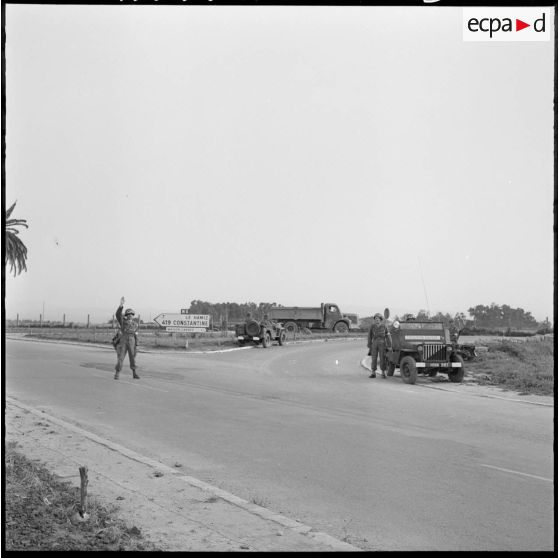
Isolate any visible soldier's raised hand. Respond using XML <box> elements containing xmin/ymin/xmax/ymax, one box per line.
<box><xmin>120</xmin><ymin>296</ymin><xmax>125</xmax><ymax>306</ymax></box>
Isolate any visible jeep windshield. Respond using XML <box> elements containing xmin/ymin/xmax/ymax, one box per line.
<box><xmin>398</xmin><ymin>322</ymin><xmax>448</xmax><ymax>343</ymax></box>
<box><xmin>399</xmin><ymin>322</ymin><xmax>444</xmax><ymax>331</ymax></box>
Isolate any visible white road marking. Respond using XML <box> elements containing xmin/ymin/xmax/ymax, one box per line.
<box><xmin>480</xmin><ymin>464</ymin><xmax>552</xmax><ymax>483</ymax></box>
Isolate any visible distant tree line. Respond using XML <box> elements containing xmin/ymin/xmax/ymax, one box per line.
<box><xmin>467</xmin><ymin>303</ymin><xmax>539</xmax><ymax>329</ymax></box>
<box><xmin>188</xmin><ymin>300</ymin><xmax>283</xmax><ymax>324</ymax></box>
<box><xmin>357</xmin><ymin>304</ymin><xmax>547</xmax><ymax>333</ymax></box>
<box><xmin>186</xmin><ymin>300</ymin><xmax>547</xmax><ymax>331</ymax></box>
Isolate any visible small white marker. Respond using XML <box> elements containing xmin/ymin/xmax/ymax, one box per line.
<box><xmin>335</xmin><ymin>360</ymin><xmax>339</xmax><ymax>365</ymax></box>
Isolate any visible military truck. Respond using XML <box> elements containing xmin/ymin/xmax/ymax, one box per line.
<box><xmin>268</xmin><ymin>303</ymin><xmax>351</xmax><ymax>334</ymax></box>
<box><xmin>343</xmin><ymin>313</ymin><xmax>360</xmax><ymax>330</ymax></box>
<box><xmin>235</xmin><ymin>318</ymin><xmax>287</xmax><ymax>348</ymax></box>
<box><xmin>386</xmin><ymin>319</ymin><xmax>465</xmax><ymax>384</ymax></box>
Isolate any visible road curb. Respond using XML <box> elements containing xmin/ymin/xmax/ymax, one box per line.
<box><xmin>7</xmin><ymin>397</ymin><xmax>362</xmax><ymax>552</ymax></box>
<box><xmin>359</xmin><ymin>358</ymin><xmax>552</xmax><ymax>407</ymax></box>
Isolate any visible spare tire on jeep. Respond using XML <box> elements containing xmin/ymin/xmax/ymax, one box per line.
<box><xmin>245</xmin><ymin>320</ymin><xmax>261</xmax><ymax>337</ymax></box>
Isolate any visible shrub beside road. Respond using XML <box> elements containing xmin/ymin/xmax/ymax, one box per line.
<box><xmin>464</xmin><ymin>337</ymin><xmax>554</xmax><ymax>396</ymax></box>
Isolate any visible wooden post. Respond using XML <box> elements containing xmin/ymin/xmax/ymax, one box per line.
<box><xmin>16</xmin><ymin>314</ymin><xmax>19</xmax><ymax>327</ymax></box>
<box><xmin>63</xmin><ymin>313</ymin><xmax>66</xmax><ymax>327</ymax></box>
<box><xmin>87</xmin><ymin>314</ymin><xmax>90</xmax><ymax>328</ymax></box>
<box><xmin>79</xmin><ymin>466</ymin><xmax>88</xmax><ymax>516</ymax></box>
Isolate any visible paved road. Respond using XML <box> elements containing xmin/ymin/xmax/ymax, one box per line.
<box><xmin>5</xmin><ymin>338</ymin><xmax>554</xmax><ymax>551</ymax></box>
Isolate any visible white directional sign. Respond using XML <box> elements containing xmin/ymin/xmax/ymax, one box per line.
<box><xmin>153</xmin><ymin>313</ymin><xmax>210</xmax><ymax>330</ymax></box>
<box><xmin>166</xmin><ymin>327</ymin><xmax>207</xmax><ymax>333</ymax></box>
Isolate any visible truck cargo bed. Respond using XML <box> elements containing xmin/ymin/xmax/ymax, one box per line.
<box><xmin>270</xmin><ymin>307</ymin><xmax>323</xmax><ymax>320</ymax></box>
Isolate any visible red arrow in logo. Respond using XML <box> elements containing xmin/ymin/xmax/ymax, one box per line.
<box><xmin>516</xmin><ymin>19</ymin><xmax>530</xmax><ymax>31</ymax></box>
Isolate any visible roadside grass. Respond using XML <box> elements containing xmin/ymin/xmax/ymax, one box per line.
<box><xmin>465</xmin><ymin>338</ymin><xmax>554</xmax><ymax>396</ymax></box>
<box><xmin>4</xmin><ymin>441</ymin><xmax>162</xmax><ymax>551</ymax></box>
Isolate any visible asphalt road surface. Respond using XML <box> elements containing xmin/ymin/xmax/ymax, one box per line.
<box><xmin>5</xmin><ymin>338</ymin><xmax>554</xmax><ymax>551</ymax></box>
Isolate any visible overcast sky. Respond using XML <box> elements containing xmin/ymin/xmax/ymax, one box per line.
<box><xmin>3</xmin><ymin>4</ymin><xmax>554</xmax><ymax>324</ymax></box>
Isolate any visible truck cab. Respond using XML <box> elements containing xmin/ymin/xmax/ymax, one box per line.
<box><xmin>322</xmin><ymin>303</ymin><xmax>349</xmax><ymax>332</ymax></box>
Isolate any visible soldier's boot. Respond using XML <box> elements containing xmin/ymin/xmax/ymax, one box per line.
<box><xmin>114</xmin><ymin>372</ymin><xmax>120</xmax><ymax>380</ymax></box>
<box><xmin>381</xmin><ymin>370</ymin><xmax>387</xmax><ymax>378</ymax></box>
<box><xmin>369</xmin><ymin>370</ymin><xmax>376</xmax><ymax>378</ymax></box>
<box><xmin>132</xmin><ymin>370</ymin><xmax>140</xmax><ymax>379</ymax></box>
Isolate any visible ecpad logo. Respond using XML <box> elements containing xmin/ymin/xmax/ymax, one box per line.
<box><xmin>463</xmin><ymin>8</ymin><xmax>551</xmax><ymax>41</ymax></box>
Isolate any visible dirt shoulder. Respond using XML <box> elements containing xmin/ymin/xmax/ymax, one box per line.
<box><xmin>5</xmin><ymin>397</ymin><xmax>359</xmax><ymax>552</ymax></box>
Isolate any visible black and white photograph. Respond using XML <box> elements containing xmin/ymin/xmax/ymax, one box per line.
<box><xmin>3</xmin><ymin>0</ymin><xmax>554</xmax><ymax>551</ymax></box>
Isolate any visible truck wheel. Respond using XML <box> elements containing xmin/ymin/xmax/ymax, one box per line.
<box><xmin>387</xmin><ymin>362</ymin><xmax>396</xmax><ymax>377</ymax></box>
<box><xmin>399</xmin><ymin>356</ymin><xmax>417</xmax><ymax>384</ymax></box>
<box><xmin>333</xmin><ymin>321</ymin><xmax>349</xmax><ymax>333</ymax></box>
<box><xmin>284</xmin><ymin>322</ymin><xmax>298</xmax><ymax>335</ymax></box>
<box><xmin>278</xmin><ymin>330</ymin><xmax>286</xmax><ymax>346</ymax></box>
<box><xmin>262</xmin><ymin>332</ymin><xmax>271</xmax><ymax>348</ymax></box>
<box><xmin>245</xmin><ymin>320</ymin><xmax>260</xmax><ymax>337</ymax></box>
<box><xmin>448</xmin><ymin>354</ymin><xmax>465</xmax><ymax>383</ymax></box>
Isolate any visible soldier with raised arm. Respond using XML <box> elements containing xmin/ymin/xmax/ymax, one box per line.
<box><xmin>114</xmin><ymin>296</ymin><xmax>140</xmax><ymax>380</ymax></box>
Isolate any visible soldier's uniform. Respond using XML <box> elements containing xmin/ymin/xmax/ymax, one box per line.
<box><xmin>449</xmin><ymin>322</ymin><xmax>460</xmax><ymax>344</ymax></box>
<box><xmin>367</xmin><ymin>313</ymin><xmax>389</xmax><ymax>378</ymax></box>
<box><xmin>115</xmin><ymin>305</ymin><xmax>139</xmax><ymax>379</ymax></box>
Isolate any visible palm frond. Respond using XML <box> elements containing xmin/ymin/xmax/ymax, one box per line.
<box><xmin>5</xmin><ymin>202</ymin><xmax>16</xmax><ymax>220</ymax></box>
<box><xmin>4</xmin><ymin>202</ymin><xmax>29</xmax><ymax>276</ymax></box>
<box><xmin>5</xmin><ymin>232</ymin><xmax>28</xmax><ymax>276</ymax></box>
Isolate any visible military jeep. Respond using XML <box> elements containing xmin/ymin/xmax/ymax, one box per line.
<box><xmin>235</xmin><ymin>319</ymin><xmax>287</xmax><ymax>348</ymax></box>
<box><xmin>386</xmin><ymin>320</ymin><xmax>464</xmax><ymax>384</ymax></box>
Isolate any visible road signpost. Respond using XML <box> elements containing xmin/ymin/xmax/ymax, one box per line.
<box><xmin>153</xmin><ymin>313</ymin><xmax>210</xmax><ymax>333</ymax></box>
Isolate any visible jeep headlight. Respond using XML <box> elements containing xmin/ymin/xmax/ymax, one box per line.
<box><xmin>417</xmin><ymin>345</ymin><xmax>423</xmax><ymax>353</ymax></box>
<box><xmin>447</xmin><ymin>346</ymin><xmax>453</xmax><ymax>354</ymax></box>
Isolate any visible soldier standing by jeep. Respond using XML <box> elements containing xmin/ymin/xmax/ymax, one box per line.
<box><xmin>449</xmin><ymin>319</ymin><xmax>460</xmax><ymax>344</ymax></box>
<box><xmin>367</xmin><ymin>313</ymin><xmax>389</xmax><ymax>378</ymax></box>
<box><xmin>114</xmin><ymin>296</ymin><xmax>140</xmax><ymax>380</ymax></box>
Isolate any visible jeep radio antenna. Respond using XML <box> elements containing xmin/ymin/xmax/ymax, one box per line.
<box><xmin>417</xmin><ymin>256</ymin><xmax>431</xmax><ymax>316</ymax></box>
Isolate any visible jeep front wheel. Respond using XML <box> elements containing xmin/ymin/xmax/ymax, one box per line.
<box><xmin>448</xmin><ymin>354</ymin><xmax>465</xmax><ymax>383</ymax></box>
<box><xmin>262</xmin><ymin>332</ymin><xmax>271</xmax><ymax>348</ymax></box>
<box><xmin>333</xmin><ymin>321</ymin><xmax>349</xmax><ymax>333</ymax></box>
<box><xmin>399</xmin><ymin>356</ymin><xmax>417</xmax><ymax>384</ymax></box>
<box><xmin>278</xmin><ymin>330</ymin><xmax>286</xmax><ymax>346</ymax></box>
